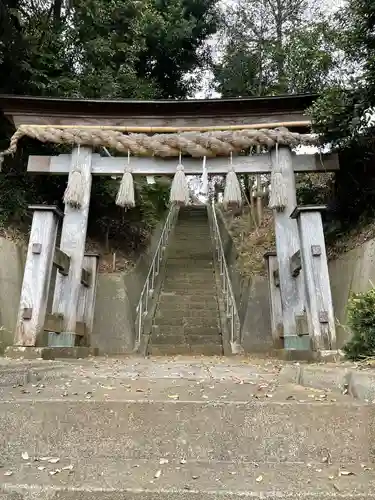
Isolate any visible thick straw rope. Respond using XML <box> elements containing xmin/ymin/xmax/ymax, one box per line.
<box><xmin>0</xmin><ymin>125</ymin><xmax>318</xmax><ymax>161</ymax></box>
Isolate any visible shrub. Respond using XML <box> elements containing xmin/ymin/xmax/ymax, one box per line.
<box><xmin>343</xmin><ymin>287</ymin><xmax>375</xmax><ymax>360</ymax></box>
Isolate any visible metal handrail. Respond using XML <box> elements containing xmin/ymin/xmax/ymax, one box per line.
<box><xmin>209</xmin><ymin>201</ymin><xmax>241</xmax><ymax>347</ymax></box>
<box><xmin>135</xmin><ymin>204</ymin><xmax>178</xmax><ymax>344</ymax></box>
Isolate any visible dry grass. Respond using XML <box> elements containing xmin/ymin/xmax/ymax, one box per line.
<box><xmin>326</xmin><ymin>219</ymin><xmax>375</xmax><ymax>261</ymax></box>
<box><xmin>220</xmin><ymin>206</ymin><xmax>275</xmax><ymax>278</ymax></box>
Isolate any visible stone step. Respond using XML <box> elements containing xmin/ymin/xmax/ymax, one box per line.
<box><xmin>2</xmin><ymin>461</ymin><xmax>374</xmax><ymax>500</ymax></box>
<box><xmin>162</xmin><ymin>283</ymin><xmax>216</xmax><ymax>292</ymax></box>
<box><xmin>153</xmin><ymin>316</ymin><xmax>218</xmax><ymax>327</ymax></box>
<box><xmin>150</xmin><ymin>344</ymin><xmax>223</xmax><ymax>355</ymax></box>
<box><xmin>166</xmin><ymin>260</ymin><xmax>213</xmax><ymax>267</ymax></box>
<box><xmin>154</xmin><ymin>308</ymin><xmax>218</xmax><ymax>320</ymax></box>
<box><xmin>163</xmin><ymin>279</ymin><xmax>216</xmax><ymax>286</ymax></box>
<box><xmin>151</xmin><ymin>334</ymin><xmax>222</xmax><ymax>345</ymax></box>
<box><xmin>0</xmin><ymin>398</ymin><xmax>369</xmax><ymax>464</ymax></box>
<box><xmin>168</xmin><ymin>254</ymin><xmax>212</xmax><ymax>261</ymax></box>
<box><xmin>162</xmin><ymin>280</ymin><xmax>216</xmax><ymax>289</ymax></box>
<box><xmin>158</xmin><ymin>297</ymin><xmax>218</xmax><ymax>310</ymax></box>
<box><xmin>164</xmin><ymin>269</ymin><xmax>215</xmax><ymax>276</ymax></box>
<box><xmin>152</xmin><ymin>326</ymin><xmax>221</xmax><ymax>337</ymax></box>
<box><xmin>151</xmin><ymin>334</ymin><xmax>187</xmax><ymax>345</ymax></box>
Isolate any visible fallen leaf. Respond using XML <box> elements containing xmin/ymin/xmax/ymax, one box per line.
<box><xmin>22</xmin><ymin>452</ymin><xmax>29</xmax><ymax>460</ymax></box>
<box><xmin>49</xmin><ymin>470</ymin><xmax>60</xmax><ymax>476</ymax></box>
<box><xmin>256</xmin><ymin>475</ymin><xmax>263</xmax><ymax>483</ymax></box>
<box><xmin>339</xmin><ymin>470</ymin><xmax>355</xmax><ymax>476</ymax></box>
<box><xmin>154</xmin><ymin>470</ymin><xmax>162</xmax><ymax>479</ymax></box>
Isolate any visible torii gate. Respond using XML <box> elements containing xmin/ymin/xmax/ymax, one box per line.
<box><xmin>0</xmin><ymin>94</ymin><xmax>339</xmax><ymax>359</ymax></box>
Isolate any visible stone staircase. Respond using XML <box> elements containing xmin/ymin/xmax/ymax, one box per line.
<box><xmin>149</xmin><ymin>205</ymin><xmax>223</xmax><ymax>356</ymax></box>
<box><xmin>0</xmin><ymin>356</ymin><xmax>373</xmax><ymax>499</ymax></box>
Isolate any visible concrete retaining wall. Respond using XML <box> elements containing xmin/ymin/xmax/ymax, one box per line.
<box><xmin>0</xmin><ymin>238</ymin><xmax>25</xmax><ymax>353</ymax></box>
<box><xmin>329</xmin><ymin>238</ymin><xmax>375</xmax><ymax>349</ymax></box>
<box><xmin>91</xmin><ymin>217</ymin><xmax>166</xmax><ymax>354</ymax></box>
<box><xmin>215</xmin><ymin>211</ymin><xmax>273</xmax><ymax>353</ymax></box>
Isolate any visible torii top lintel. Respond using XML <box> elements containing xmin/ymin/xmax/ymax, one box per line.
<box><xmin>0</xmin><ymin>93</ymin><xmax>318</xmax><ymax>129</ymax></box>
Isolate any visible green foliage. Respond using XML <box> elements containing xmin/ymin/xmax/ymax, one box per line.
<box><xmin>0</xmin><ymin>0</ymin><xmax>219</xmax><ymax>251</ymax></box>
<box><xmin>213</xmin><ymin>0</ymin><xmax>341</xmax><ymax>97</ymax></box>
<box><xmin>1</xmin><ymin>0</ymin><xmax>219</xmax><ymax>98</ymax></box>
<box><xmin>308</xmin><ymin>0</ymin><xmax>375</xmax><ymax>233</ymax></box>
<box><xmin>343</xmin><ymin>288</ymin><xmax>375</xmax><ymax>360</ymax></box>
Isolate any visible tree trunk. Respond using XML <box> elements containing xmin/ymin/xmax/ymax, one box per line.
<box><xmin>53</xmin><ymin>0</ymin><xmax>63</xmax><ymax>27</ymax></box>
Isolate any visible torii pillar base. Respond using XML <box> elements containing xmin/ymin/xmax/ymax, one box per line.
<box><xmin>5</xmin><ymin>346</ymin><xmax>98</xmax><ymax>360</ymax></box>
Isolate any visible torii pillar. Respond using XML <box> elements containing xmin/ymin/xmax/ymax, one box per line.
<box><xmin>271</xmin><ymin>146</ymin><xmax>306</xmax><ymax>350</ymax></box>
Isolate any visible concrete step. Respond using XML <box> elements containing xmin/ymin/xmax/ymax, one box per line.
<box><xmin>154</xmin><ymin>308</ymin><xmax>218</xmax><ymax>320</ymax></box>
<box><xmin>166</xmin><ymin>253</ymin><xmax>213</xmax><ymax>259</ymax></box>
<box><xmin>166</xmin><ymin>260</ymin><xmax>213</xmax><ymax>267</ymax></box>
<box><xmin>0</xmin><ymin>357</ymin><xmax>373</xmax><ymax>499</ymax></box>
<box><xmin>152</xmin><ymin>325</ymin><xmax>220</xmax><ymax>337</ymax></box>
<box><xmin>164</xmin><ymin>270</ymin><xmax>215</xmax><ymax>277</ymax></box>
<box><xmin>151</xmin><ymin>334</ymin><xmax>187</xmax><ymax>345</ymax></box>
<box><xmin>162</xmin><ymin>283</ymin><xmax>216</xmax><ymax>292</ymax></box>
<box><xmin>162</xmin><ymin>280</ymin><xmax>216</xmax><ymax>289</ymax></box>
<box><xmin>151</xmin><ymin>334</ymin><xmax>222</xmax><ymax>346</ymax></box>
<box><xmin>0</xmin><ymin>398</ymin><xmax>369</xmax><ymax>464</ymax></box>
<box><xmin>158</xmin><ymin>294</ymin><xmax>218</xmax><ymax>307</ymax></box>
<box><xmin>153</xmin><ymin>316</ymin><xmax>218</xmax><ymax>327</ymax></box>
<box><xmin>2</xmin><ymin>461</ymin><xmax>374</xmax><ymax>499</ymax></box>
<box><xmin>150</xmin><ymin>344</ymin><xmax>223</xmax><ymax>355</ymax></box>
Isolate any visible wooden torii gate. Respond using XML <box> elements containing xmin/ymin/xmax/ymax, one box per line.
<box><xmin>0</xmin><ymin>94</ymin><xmax>339</xmax><ymax>359</ymax></box>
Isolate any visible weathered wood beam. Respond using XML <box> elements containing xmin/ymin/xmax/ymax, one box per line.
<box><xmin>81</xmin><ymin>267</ymin><xmax>91</xmax><ymax>288</ymax></box>
<box><xmin>77</xmin><ymin>253</ymin><xmax>100</xmax><ymax>346</ymax></box>
<box><xmin>51</xmin><ymin>147</ymin><xmax>92</xmax><ymax>344</ymax></box>
<box><xmin>53</xmin><ymin>248</ymin><xmax>70</xmax><ymax>275</ymax></box>
<box><xmin>44</xmin><ymin>313</ymin><xmax>86</xmax><ymax>337</ymax></box>
<box><xmin>291</xmin><ymin>205</ymin><xmax>336</xmax><ymax>350</ymax></box>
<box><xmin>264</xmin><ymin>252</ymin><xmax>283</xmax><ymax>347</ymax></box>
<box><xmin>14</xmin><ymin>205</ymin><xmax>62</xmax><ymax>346</ymax></box>
<box><xmin>272</xmin><ymin>146</ymin><xmax>306</xmax><ymax>350</ymax></box>
<box><xmin>28</xmin><ymin>152</ymin><xmax>339</xmax><ymax>175</ymax></box>
<box><xmin>290</xmin><ymin>250</ymin><xmax>302</xmax><ymax>277</ymax></box>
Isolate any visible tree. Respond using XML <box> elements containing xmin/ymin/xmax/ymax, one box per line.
<box><xmin>212</xmin><ymin>0</ymin><xmax>341</xmax><ymax>97</ymax></box>
<box><xmin>0</xmin><ymin>0</ymin><xmax>219</xmax><ymax>248</ymax></box>
<box><xmin>0</xmin><ymin>0</ymin><xmax>219</xmax><ymax>99</ymax></box>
